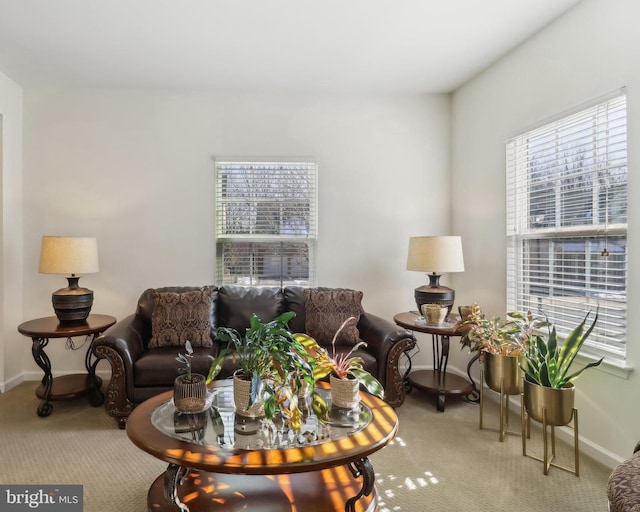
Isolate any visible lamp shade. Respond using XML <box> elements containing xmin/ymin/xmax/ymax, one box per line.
<box><xmin>406</xmin><ymin>236</ymin><xmax>464</xmax><ymax>273</ymax></box>
<box><xmin>39</xmin><ymin>236</ymin><xmax>99</xmax><ymax>275</ymax></box>
<box><xmin>39</xmin><ymin>236</ymin><xmax>99</xmax><ymax>323</ymax></box>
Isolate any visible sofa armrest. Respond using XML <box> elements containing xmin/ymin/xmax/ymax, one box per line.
<box><xmin>93</xmin><ymin>313</ymin><xmax>146</xmax><ymax>364</ymax></box>
<box><xmin>358</xmin><ymin>312</ymin><xmax>416</xmax><ymax>407</ymax></box>
<box><xmin>92</xmin><ymin>314</ymin><xmax>147</xmax><ymax>427</ymax></box>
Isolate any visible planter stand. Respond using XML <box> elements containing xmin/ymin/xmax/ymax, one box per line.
<box><xmin>479</xmin><ymin>365</ymin><xmax>523</xmax><ymax>442</ymax></box>
<box><xmin>521</xmin><ymin>397</ymin><xmax>579</xmax><ymax>476</ymax></box>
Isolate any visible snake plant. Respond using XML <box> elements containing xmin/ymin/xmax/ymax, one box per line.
<box><xmin>519</xmin><ymin>311</ymin><xmax>603</xmax><ymax>388</ymax></box>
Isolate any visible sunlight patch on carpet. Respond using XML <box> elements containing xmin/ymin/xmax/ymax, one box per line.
<box><xmin>375</xmin><ymin>469</ymin><xmax>440</xmax><ymax>511</ymax></box>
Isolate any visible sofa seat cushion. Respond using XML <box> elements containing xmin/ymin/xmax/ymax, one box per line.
<box><xmin>149</xmin><ymin>288</ymin><xmax>215</xmax><ymax>348</ymax></box>
<box><xmin>304</xmin><ymin>288</ymin><xmax>363</xmax><ymax>346</ymax></box>
<box><xmin>134</xmin><ymin>347</ymin><xmax>218</xmax><ymax>387</ymax></box>
<box><xmin>608</xmin><ymin>450</ymin><xmax>640</xmax><ymax>512</ymax></box>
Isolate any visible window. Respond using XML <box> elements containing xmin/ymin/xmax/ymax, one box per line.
<box><xmin>214</xmin><ymin>159</ymin><xmax>317</xmax><ymax>287</ymax></box>
<box><xmin>506</xmin><ymin>91</ymin><xmax>627</xmax><ymax>363</ymax></box>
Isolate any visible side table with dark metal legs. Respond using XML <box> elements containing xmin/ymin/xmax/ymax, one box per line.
<box><xmin>18</xmin><ymin>314</ymin><xmax>116</xmax><ymax>417</ymax></box>
<box><xmin>394</xmin><ymin>311</ymin><xmax>476</xmax><ymax>412</ymax></box>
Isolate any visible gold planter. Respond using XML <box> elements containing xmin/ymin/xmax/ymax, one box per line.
<box><xmin>479</xmin><ymin>353</ymin><xmax>524</xmax><ymax>442</ymax></box>
<box><xmin>522</xmin><ymin>379</ymin><xmax>579</xmax><ymax>476</ymax></box>
<box><xmin>523</xmin><ymin>380</ymin><xmax>575</xmax><ymax>426</ymax></box>
<box><xmin>484</xmin><ymin>352</ymin><xmax>524</xmax><ymax>395</ymax></box>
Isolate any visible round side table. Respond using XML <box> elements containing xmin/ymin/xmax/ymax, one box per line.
<box><xmin>394</xmin><ymin>311</ymin><xmax>474</xmax><ymax>412</ymax></box>
<box><xmin>18</xmin><ymin>314</ymin><xmax>116</xmax><ymax>417</ymax></box>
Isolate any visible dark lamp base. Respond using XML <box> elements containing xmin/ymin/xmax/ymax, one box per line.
<box><xmin>51</xmin><ymin>276</ymin><xmax>94</xmax><ymax>324</ymax></box>
<box><xmin>415</xmin><ymin>283</ymin><xmax>455</xmax><ymax>316</ymax></box>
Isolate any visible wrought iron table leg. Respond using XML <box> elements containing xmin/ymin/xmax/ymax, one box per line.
<box><xmin>466</xmin><ymin>353</ymin><xmax>480</xmax><ymax>403</ymax></box>
<box><xmin>164</xmin><ymin>463</ymin><xmax>189</xmax><ymax>512</ymax></box>
<box><xmin>31</xmin><ymin>337</ymin><xmax>53</xmax><ymax>417</ymax></box>
<box><xmin>403</xmin><ymin>349</ymin><xmax>413</xmax><ymax>393</ymax></box>
<box><xmin>345</xmin><ymin>457</ymin><xmax>375</xmax><ymax>512</ymax></box>
<box><xmin>436</xmin><ymin>335</ymin><xmax>450</xmax><ymax>412</ymax></box>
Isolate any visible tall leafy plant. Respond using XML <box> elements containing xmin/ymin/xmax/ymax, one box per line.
<box><xmin>214</xmin><ymin>311</ymin><xmax>314</xmax><ymax>424</ymax></box>
<box><xmin>520</xmin><ymin>311</ymin><xmax>603</xmax><ymax>388</ymax></box>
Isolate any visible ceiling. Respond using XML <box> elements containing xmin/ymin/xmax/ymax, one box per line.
<box><xmin>0</xmin><ymin>0</ymin><xmax>581</xmax><ymax>94</ymax></box>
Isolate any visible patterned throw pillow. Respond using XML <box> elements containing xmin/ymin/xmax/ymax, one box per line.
<box><xmin>304</xmin><ymin>288</ymin><xmax>363</xmax><ymax>346</ymax></box>
<box><xmin>149</xmin><ymin>289</ymin><xmax>214</xmax><ymax>348</ymax></box>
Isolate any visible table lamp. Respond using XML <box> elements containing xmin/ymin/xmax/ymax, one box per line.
<box><xmin>406</xmin><ymin>236</ymin><xmax>464</xmax><ymax>315</ymax></box>
<box><xmin>39</xmin><ymin>236</ymin><xmax>99</xmax><ymax>323</ymax></box>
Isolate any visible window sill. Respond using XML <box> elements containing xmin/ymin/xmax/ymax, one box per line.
<box><xmin>574</xmin><ymin>352</ymin><xmax>633</xmax><ymax>380</ymax></box>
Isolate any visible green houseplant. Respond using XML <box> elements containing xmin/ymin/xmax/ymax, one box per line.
<box><xmin>519</xmin><ymin>310</ymin><xmax>603</xmax><ymax>389</ymax></box>
<box><xmin>519</xmin><ymin>311</ymin><xmax>604</xmax><ymax>473</ymax></box>
<box><xmin>520</xmin><ymin>310</ymin><xmax>603</xmax><ymax>429</ymax></box>
<box><xmin>214</xmin><ymin>311</ymin><xmax>314</xmax><ymax>423</ymax></box>
<box><xmin>294</xmin><ymin>316</ymin><xmax>384</xmax><ymax>409</ymax></box>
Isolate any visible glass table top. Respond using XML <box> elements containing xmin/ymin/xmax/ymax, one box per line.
<box><xmin>151</xmin><ymin>385</ymin><xmax>373</xmax><ymax>451</ymax></box>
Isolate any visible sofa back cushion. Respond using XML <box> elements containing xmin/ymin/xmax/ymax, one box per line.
<box><xmin>148</xmin><ymin>287</ymin><xmax>217</xmax><ymax>348</ymax></box>
<box><xmin>217</xmin><ymin>285</ymin><xmax>286</xmax><ymax>333</ymax></box>
<box><xmin>304</xmin><ymin>288</ymin><xmax>363</xmax><ymax>346</ymax></box>
<box><xmin>284</xmin><ymin>286</ymin><xmax>306</xmax><ymax>333</ymax></box>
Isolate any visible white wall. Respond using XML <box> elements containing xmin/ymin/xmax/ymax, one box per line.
<box><xmin>0</xmin><ymin>70</ymin><xmax>23</xmax><ymax>392</ymax></box>
<box><xmin>18</xmin><ymin>89</ymin><xmax>450</xmax><ymax>380</ymax></box>
<box><xmin>451</xmin><ymin>0</ymin><xmax>639</xmax><ymax>465</ymax></box>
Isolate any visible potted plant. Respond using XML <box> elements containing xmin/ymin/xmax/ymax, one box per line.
<box><xmin>460</xmin><ymin>304</ymin><xmax>525</xmax><ymax>398</ymax></box>
<box><xmin>520</xmin><ymin>310</ymin><xmax>603</xmax><ymax>426</ymax></box>
<box><xmin>214</xmin><ymin>311</ymin><xmax>314</xmax><ymax>421</ymax></box>
<box><xmin>294</xmin><ymin>316</ymin><xmax>384</xmax><ymax>409</ymax></box>
<box><xmin>460</xmin><ymin>304</ymin><xmax>550</xmax><ymax>441</ymax></box>
<box><xmin>173</xmin><ymin>340</ymin><xmax>208</xmax><ymax>413</ymax></box>
<box><xmin>460</xmin><ymin>303</ymin><xmax>527</xmax><ymax>357</ymax></box>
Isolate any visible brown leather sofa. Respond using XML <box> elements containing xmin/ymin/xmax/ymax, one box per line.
<box><xmin>93</xmin><ymin>285</ymin><xmax>416</xmax><ymax>428</ymax></box>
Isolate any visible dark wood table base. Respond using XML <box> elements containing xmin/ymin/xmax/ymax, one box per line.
<box><xmin>18</xmin><ymin>314</ymin><xmax>116</xmax><ymax>417</ymax></box>
<box><xmin>147</xmin><ymin>467</ymin><xmax>377</xmax><ymax>512</ymax></box>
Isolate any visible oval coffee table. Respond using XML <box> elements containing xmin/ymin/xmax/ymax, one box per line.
<box><xmin>126</xmin><ymin>380</ymin><xmax>398</xmax><ymax>512</ymax></box>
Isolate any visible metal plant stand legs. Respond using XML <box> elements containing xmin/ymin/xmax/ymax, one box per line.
<box><xmin>479</xmin><ymin>367</ymin><xmax>523</xmax><ymax>442</ymax></box>
<box><xmin>521</xmin><ymin>398</ymin><xmax>579</xmax><ymax>476</ymax></box>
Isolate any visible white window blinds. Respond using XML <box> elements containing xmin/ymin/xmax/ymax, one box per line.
<box><xmin>506</xmin><ymin>92</ymin><xmax>627</xmax><ymax>361</ymax></box>
<box><xmin>215</xmin><ymin>160</ymin><xmax>317</xmax><ymax>287</ymax></box>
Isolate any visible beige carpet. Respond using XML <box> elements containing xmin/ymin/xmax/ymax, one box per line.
<box><xmin>0</xmin><ymin>381</ymin><xmax>612</xmax><ymax>512</ymax></box>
